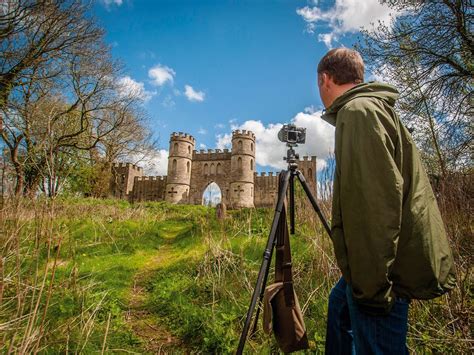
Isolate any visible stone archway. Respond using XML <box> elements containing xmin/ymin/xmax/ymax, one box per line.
<box><xmin>202</xmin><ymin>181</ymin><xmax>222</xmax><ymax>206</ymax></box>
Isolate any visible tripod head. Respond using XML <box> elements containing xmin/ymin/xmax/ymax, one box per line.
<box><xmin>284</xmin><ymin>143</ymin><xmax>300</xmax><ymax>170</ymax></box>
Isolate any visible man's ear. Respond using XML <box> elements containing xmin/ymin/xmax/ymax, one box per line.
<box><xmin>318</xmin><ymin>73</ymin><xmax>324</xmax><ymax>87</ymax></box>
<box><xmin>319</xmin><ymin>72</ymin><xmax>331</xmax><ymax>88</ymax></box>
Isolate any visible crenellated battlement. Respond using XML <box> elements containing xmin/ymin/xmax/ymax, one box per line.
<box><xmin>170</xmin><ymin>131</ymin><xmax>196</xmax><ymax>143</ymax></box>
<box><xmin>193</xmin><ymin>149</ymin><xmax>232</xmax><ymax>161</ymax></box>
<box><xmin>113</xmin><ymin>162</ymin><xmax>143</xmax><ymax>172</ymax></box>
<box><xmin>134</xmin><ymin>176</ymin><xmax>167</xmax><ymax>182</ymax></box>
<box><xmin>193</xmin><ymin>148</ymin><xmax>230</xmax><ymax>154</ymax></box>
<box><xmin>255</xmin><ymin>171</ymin><xmax>280</xmax><ymax>177</ymax></box>
<box><xmin>232</xmin><ymin>129</ymin><xmax>256</xmax><ymax>140</ymax></box>
<box><xmin>299</xmin><ymin>155</ymin><xmax>317</xmax><ymax>162</ymax></box>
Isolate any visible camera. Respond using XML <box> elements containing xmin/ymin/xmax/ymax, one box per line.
<box><xmin>278</xmin><ymin>124</ymin><xmax>306</xmax><ymax>145</ymax></box>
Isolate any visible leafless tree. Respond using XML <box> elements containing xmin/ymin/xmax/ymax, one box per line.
<box><xmin>1</xmin><ymin>1</ymin><xmax>154</xmax><ymax>197</ymax></box>
<box><xmin>357</xmin><ymin>0</ymin><xmax>473</xmax><ymax>177</ymax></box>
<box><xmin>0</xmin><ymin>0</ymin><xmax>103</xmax><ymax>130</ymax></box>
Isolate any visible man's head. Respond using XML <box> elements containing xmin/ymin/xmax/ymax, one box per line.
<box><xmin>317</xmin><ymin>48</ymin><xmax>365</xmax><ymax>108</ymax></box>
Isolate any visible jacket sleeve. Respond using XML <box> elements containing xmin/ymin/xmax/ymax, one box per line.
<box><xmin>336</xmin><ymin>103</ymin><xmax>403</xmax><ymax>315</ymax></box>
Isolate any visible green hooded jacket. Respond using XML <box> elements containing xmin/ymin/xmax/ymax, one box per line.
<box><xmin>322</xmin><ymin>82</ymin><xmax>456</xmax><ymax>314</ymax></box>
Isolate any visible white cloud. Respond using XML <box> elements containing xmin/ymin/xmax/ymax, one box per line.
<box><xmin>141</xmin><ymin>149</ymin><xmax>169</xmax><ymax>176</ymax></box>
<box><xmin>216</xmin><ymin>133</ymin><xmax>232</xmax><ymax>150</ymax></box>
<box><xmin>318</xmin><ymin>33</ymin><xmax>335</xmax><ymax>49</ymax></box>
<box><xmin>296</xmin><ymin>6</ymin><xmax>328</xmax><ymax>27</ymax></box>
<box><xmin>148</xmin><ymin>64</ymin><xmax>176</xmax><ymax>86</ymax></box>
<box><xmin>304</xmin><ymin>105</ymin><xmax>317</xmax><ymax>114</ymax></box>
<box><xmin>197</xmin><ymin>127</ymin><xmax>207</xmax><ymax>135</ymax></box>
<box><xmin>297</xmin><ymin>0</ymin><xmax>401</xmax><ymax>48</ymax></box>
<box><xmin>184</xmin><ymin>85</ymin><xmax>205</xmax><ymax>102</ymax></box>
<box><xmin>215</xmin><ymin>109</ymin><xmax>334</xmax><ymax>171</ymax></box>
<box><xmin>103</xmin><ymin>0</ymin><xmax>123</xmax><ymax>5</ymax></box>
<box><xmin>119</xmin><ymin>149</ymin><xmax>169</xmax><ymax>176</ymax></box>
<box><xmin>101</xmin><ymin>0</ymin><xmax>123</xmax><ymax>9</ymax></box>
<box><xmin>214</xmin><ymin>123</ymin><xmax>225</xmax><ymax>129</ymax></box>
<box><xmin>116</xmin><ymin>76</ymin><xmax>155</xmax><ymax>102</ymax></box>
<box><xmin>199</xmin><ymin>143</ymin><xmax>207</xmax><ymax>149</ymax></box>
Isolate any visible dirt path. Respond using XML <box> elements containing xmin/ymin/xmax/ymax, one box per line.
<box><xmin>125</xmin><ymin>246</ymin><xmax>188</xmax><ymax>354</ymax></box>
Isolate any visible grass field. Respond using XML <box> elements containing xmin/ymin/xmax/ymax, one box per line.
<box><xmin>1</xmin><ymin>198</ymin><xmax>471</xmax><ymax>353</ymax></box>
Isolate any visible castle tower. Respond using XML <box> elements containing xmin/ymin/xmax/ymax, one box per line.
<box><xmin>165</xmin><ymin>132</ymin><xmax>195</xmax><ymax>204</ymax></box>
<box><xmin>110</xmin><ymin>163</ymin><xmax>143</xmax><ymax>199</ymax></box>
<box><xmin>299</xmin><ymin>156</ymin><xmax>317</xmax><ymax>197</ymax></box>
<box><xmin>230</xmin><ymin>130</ymin><xmax>256</xmax><ymax>208</ymax></box>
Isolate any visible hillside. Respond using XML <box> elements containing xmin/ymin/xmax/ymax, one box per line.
<box><xmin>1</xmin><ymin>198</ymin><xmax>471</xmax><ymax>353</ymax></box>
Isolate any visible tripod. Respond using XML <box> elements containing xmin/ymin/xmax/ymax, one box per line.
<box><xmin>236</xmin><ymin>144</ymin><xmax>331</xmax><ymax>354</ymax></box>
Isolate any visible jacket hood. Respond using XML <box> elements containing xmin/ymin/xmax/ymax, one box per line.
<box><xmin>321</xmin><ymin>82</ymin><xmax>399</xmax><ymax>126</ymax></box>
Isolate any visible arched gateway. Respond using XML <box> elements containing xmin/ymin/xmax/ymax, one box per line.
<box><xmin>202</xmin><ymin>182</ymin><xmax>222</xmax><ymax>206</ymax></box>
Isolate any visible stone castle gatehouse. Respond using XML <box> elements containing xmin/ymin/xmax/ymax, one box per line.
<box><xmin>111</xmin><ymin>130</ymin><xmax>317</xmax><ymax>208</ymax></box>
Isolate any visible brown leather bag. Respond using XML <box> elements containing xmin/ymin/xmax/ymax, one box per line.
<box><xmin>262</xmin><ymin>183</ymin><xmax>309</xmax><ymax>353</ymax></box>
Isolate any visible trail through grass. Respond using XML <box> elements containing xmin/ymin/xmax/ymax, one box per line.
<box><xmin>62</xmin><ymin>205</ymin><xmax>208</xmax><ymax>353</ymax></box>
<box><xmin>125</xmin><ymin>221</ymin><xmax>194</xmax><ymax>353</ymax></box>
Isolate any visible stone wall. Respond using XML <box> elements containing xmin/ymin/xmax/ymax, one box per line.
<box><xmin>130</xmin><ymin>176</ymin><xmax>167</xmax><ymax>202</ymax></box>
<box><xmin>254</xmin><ymin>171</ymin><xmax>279</xmax><ymax>207</ymax></box>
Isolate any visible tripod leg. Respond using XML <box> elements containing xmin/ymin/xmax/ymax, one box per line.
<box><xmin>289</xmin><ymin>172</ymin><xmax>295</xmax><ymax>235</ymax></box>
<box><xmin>295</xmin><ymin>170</ymin><xmax>331</xmax><ymax>236</ymax></box>
<box><xmin>250</xmin><ymin>242</ymin><xmax>273</xmax><ymax>336</ymax></box>
<box><xmin>236</xmin><ymin>169</ymin><xmax>291</xmax><ymax>355</ymax></box>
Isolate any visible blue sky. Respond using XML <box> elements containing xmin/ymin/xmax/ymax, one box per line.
<box><xmin>94</xmin><ymin>0</ymin><xmax>398</xmax><ymax>175</ymax></box>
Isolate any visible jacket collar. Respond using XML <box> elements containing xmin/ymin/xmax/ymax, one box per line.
<box><xmin>320</xmin><ymin>81</ymin><xmax>399</xmax><ymax>127</ymax></box>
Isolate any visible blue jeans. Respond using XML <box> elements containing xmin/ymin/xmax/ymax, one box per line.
<box><xmin>325</xmin><ymin>277</ymin><xmax>409</xmax><ymax>355</ymax></box>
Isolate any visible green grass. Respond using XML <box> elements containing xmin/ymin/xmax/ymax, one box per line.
<box><xmin>2</xmin><ymin>198</ymin><xmax>470</xmax><ymax>354</ymax></box>
<box><xmin>23</xmin><ymin>199</ymin><xmax>327</xmax><ymax>353</ymax></box>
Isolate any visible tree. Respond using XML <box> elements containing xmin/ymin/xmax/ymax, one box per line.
<box><xmin>2</xmin><ymin>48</ymin><xmax>153</xmax><ymax>196</ymax></box>
<box><xmin>0</xmin><ymin>1</ymin><xmax>154</xmax><ymax>197</ymax></box>
<box><xmin>0</xmin><ymin>0</ymin><xmax>103</xmax><ymax>130</ymax></box>
<box><xmin>357</xmin><ymin>0</ymin><xmax>473</xmax><ymax>177</ymax></box>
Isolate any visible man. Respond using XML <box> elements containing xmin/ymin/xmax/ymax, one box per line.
<box><xmin>317</xmin><ymin>48</ymin><xmax>456</xmax><ymax>354</ymax></box>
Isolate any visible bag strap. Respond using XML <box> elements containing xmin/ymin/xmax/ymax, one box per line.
<box><xmin>275</xmin><ymin>173</ymin><xmax>295</xmax><ymax>307</ymax></box>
